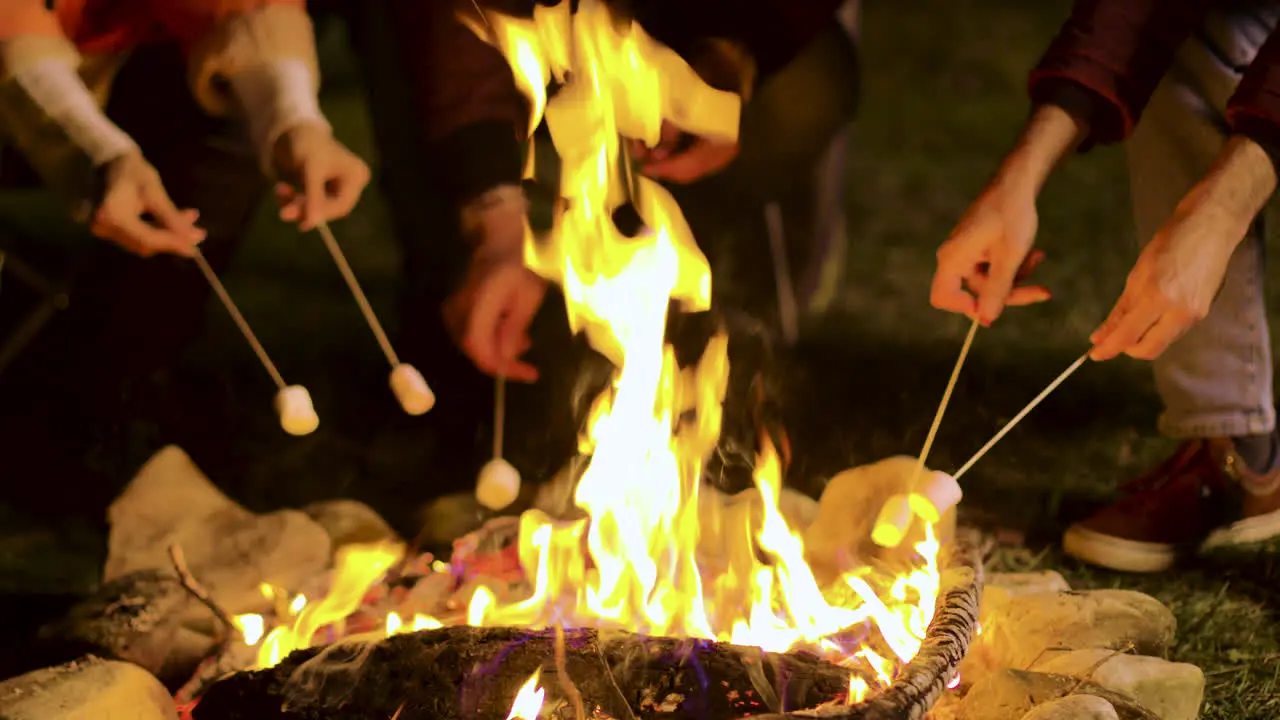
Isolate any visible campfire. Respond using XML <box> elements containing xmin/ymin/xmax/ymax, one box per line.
<box><xmin>204</xmin><ymin>0</ymin><xmax>958</xmax><ymax>714</ymax></box>
<box><xmin>0</xmin><ymin>3</ymin><xmax>1208</xmax><ymax>720</ymax></box>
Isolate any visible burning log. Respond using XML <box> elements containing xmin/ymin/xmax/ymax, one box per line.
<box><xmin>190</xmin><ymin>626</ymin><xmax>851</xmax><ymax>720</ymax></box>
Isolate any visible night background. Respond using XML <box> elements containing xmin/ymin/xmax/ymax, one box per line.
<box><xmin>0</xmin><ymin>1</ymin><xmax>1277</xmax><ymax>717</ymax></box>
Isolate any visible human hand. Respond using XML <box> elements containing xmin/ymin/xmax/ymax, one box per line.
<box><xmin>443</xmin><ymin>252</ymin><xmax>547</xmax><ymax>383</ymax></box>
<box><xmin>272</xmin><ymin>121</ymin><xmax>371</xmax><ymax>231</ymax></box>
<box><xmin>627</xmin><ymin>121</ymin><xmax>740</xmax><ymax>184</ymax></box>
<box><xmin>931</xmin><ymin>181</ymin><xmax>1050</xmax><ymax>325</ymax></box>
<box><xmin>91</xmin><ymin>151</ymin><xmax>206</xmax><ymax>257</ymax></box>
<box><xmin>627</xmin><ymin>40</ymin><xmax>747</xmax><ymax>184</ymax></box>
<box><xmin>1090</xmin><ymin>190</ymin><xmax>1248</xmax><ymax>361</ymax></box>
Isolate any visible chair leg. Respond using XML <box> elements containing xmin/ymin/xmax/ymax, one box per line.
<box><xmin>0</xmin><ymin>250</ymin><xmax>71</xmax><ymax>377</ymax></box>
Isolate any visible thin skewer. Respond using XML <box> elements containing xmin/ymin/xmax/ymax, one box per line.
<box><xmin>316</xmin><ymin>221</ymin><xmax>399</xmax><ymax>367</ymax></box>
<box><xmin>493</xmin><ymin>374</ymin><xmax>506</xmax><ymax>460</ymax></box>
<box><xmin>910</xmin><ymin>316</ymin><xmax>979</xmax><ymax>484</ymax></box>
<box><xmin>952</xmin><ymin>352</ymin><xmax>1090</xmax><ymax>481</ymax></box>
<box><xmin>192</xmin><ymin>248</ymin><xmax>286</xmax><ymax>390</ymax></box>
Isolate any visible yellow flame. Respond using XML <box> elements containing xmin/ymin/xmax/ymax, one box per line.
<box><xmin>234</xmin><ymin>613</ymin><xmax>265</xmax><ymax>646</ymax></box>
<box><xmin>452</xmin><ymin>0</ymin><xmax>943</xmax><ymax>681</ymax></box>
<box><xmin>249</xmin><ymin>540</ymin><xmax>403</xmax><ymax>669</ymax></box>
<box><xmin>237</xmin><ymin>6</ymin><xmax>945</xmax><ymax>712</ymax></box>
<box><xmin>506</xmin><ymin>671</ymin><xmax>546</xmax><ymax>720</ymax></box>
<box><xmin>847</xmin><ymin>675</ymin><xmax>869</xmax><ymax>705</ymax></box>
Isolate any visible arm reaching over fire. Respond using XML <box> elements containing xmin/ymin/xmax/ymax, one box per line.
<box><xmin>0</xmin><ymin>0</ymin><xmax>204</xmax><ymax>256</ymax></box>
<box><xmin>625</xmin><ymin>0</ymin><xmax>849</xmax><ymax>184</ymax></box>
<box><xmin>931</xmin><ymin>0</ymin><xmax>1211</xmax><ymax>326</ymax></box>
<box><xmin>180</xmin><ymin>0</ymin><xmax>370</xmax><ymax>231</ymax></box>
<box><xmin>388</xmin><ymin>0</ymin><xmax>544</xmax><ymax>381</ymax></box>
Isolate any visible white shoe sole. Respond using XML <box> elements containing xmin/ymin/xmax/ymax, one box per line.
<box><xmin>1200</xmin><ymin>508</ymin><xmax>1280</xmax><ymax>551</ymax></box>
<box><xmin>1062</xmin><ymin>526</ymin><xmax>1177</xmax><ymax>574</ymax></box>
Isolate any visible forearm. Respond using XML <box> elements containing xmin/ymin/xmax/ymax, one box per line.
<box><xmin>1185</xmin><ymin>136</ymin><xmax>1277</xmax><ymax>234</ymax></box>
<box><xmin>1028</xmin><ymin>0</ymin><xmax>1210</xmax><ymax>146</ymax></box>
<box><xmin>182</xmin><ymin>3</ymin><xmax>326</xmax><ymax>172</ymax></box>
<box><xmin>0</xmin><ymin>34</ymin><xmax>136</xmax><ymax>217</ymax></box>
<box><xmin>993</xmin><ymin>104</ymin><xmax>1087</xmax><ymax>195</ymax></box>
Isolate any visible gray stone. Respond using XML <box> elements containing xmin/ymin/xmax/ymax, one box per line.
<box><xmin>987</xmin><ymin>570</ymin><xmax>1071</xmax><ymax>596</ymax></box>
<box><xmin>1036</xmin><ymin>650</ymin><xmax>1205</xmax><ymax>720</ymax></box>
<box><xmin>0</xmin><ymin>656</ymin><xmax>177</xmax><ymax>720</ymax></box>
<box><xmin>105</xmin><ymin>446</ymin><xmax>332</xmax><ymax>617</ymax></box>
<box><xmin>802</xmin><ymin>456</ymin><xmax>958</xmax><ymax>586</ymax></box>
<box><xmin>1020</xmin><ymin>695</ymin><xmax>1118</xmax><ymax>720</ymax></box>
<box><xmin>959</xmin><ymin>669</ymin><xmax>1159</xmax><ymax>720</ymax></box>
<box><xmin>971</xmin><ymin>590</ymin><xmax>1177</xmax><ymax>671</ymax></box>
<box><xmin>303</xmin><ymin>499</ymin><xmax>401</xmax><ymax>549</ymax></box>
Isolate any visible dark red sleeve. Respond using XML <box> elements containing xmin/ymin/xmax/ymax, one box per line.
<box><xmin>386</xmin><ymin>0</ymin><xmax>527</xmax><ymax>206</ymax></box>
<box><xmin>633</xmin><ymin>0</ymin><xmax>847</xmax><ymax>85</ymax></box>
<box><xmin>1029</xmin><ymin>0</ymin><xmax>1210</xmax><ymax>147</ymax></box>
<box><xmin>1228</xmin><ymin>27</ymin><xmax>1280</xmax><ymax>169</ymax></box>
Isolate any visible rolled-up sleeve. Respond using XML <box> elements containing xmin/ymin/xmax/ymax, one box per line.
<box><xmin>388</xmin><ymin>0</ymin><xmax>527</xmax><ymax>207</ymax></box>
<box><xmin>1228</xmin><ymin>27</ymin><xmax>1280</xmax><ymax>169</ymax></box>
<box><xmin>1028</xmin><ymin>0</ymin><xmax>1210</xmax><ymax>147</ymax></box>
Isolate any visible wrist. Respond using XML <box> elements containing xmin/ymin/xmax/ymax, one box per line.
<box><xmin>227</xmin><ymin>59</ymin><xmax>330</xmax><ymax>175</ymax></box>
<box><xmin>995</xmin><ymin>104</ymin><xmax>1086</xmax><ymax>195</ymax></box>
<box><xmin>461</xmin><ymin>184</ymin><xmax>529</xmax><ymax>263</ymax></box>
<box><xmin>1196</xmin><ymin>135</ymin><xmax>1278</xmax><ymax>222</ymax></box>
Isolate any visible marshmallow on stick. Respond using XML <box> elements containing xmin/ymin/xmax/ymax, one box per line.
<box><xmin>191</xmin><ymin>250</ymin><xmax>318</xmax><ymax>436</ymax></box>
<box><xmin>476</xmin><ymin>375</ymin><xmax>522</xmax><ymax>510</ymax></box>
<box><xmin>315</xmin><ymin>221</ymin><xmax>434</xmax><ymax>415</ymax></box>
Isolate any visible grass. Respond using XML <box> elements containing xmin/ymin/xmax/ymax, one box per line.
<box><xmin>0</xmin><ymin>0</ymin><xmax>1278</xmax><ymax>717</ymax></box>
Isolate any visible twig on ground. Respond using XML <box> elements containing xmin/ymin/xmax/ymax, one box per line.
<box><xmin>554</xmin><ymin>624</ymin><xmax>587</xmax><ymax>720</ymax></box>
<box><xmin>390</xmin><ymin>702</ymin><xmax>405</xmax><ymax>719</ymax></box>
<box><xmin>168</xmin><ymin>544</ymin><xmax>238</xmax><ymax>651</ymax></box>
<box><xmin>1066</xmin><ymin>643</ymin><xmax>1135</xmax><ymax>695</ymax></box>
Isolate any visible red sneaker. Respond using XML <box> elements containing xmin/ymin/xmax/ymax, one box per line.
<box><xmin>1062</xmin><ymin>439</ymin><xmax>1280</xmax><ymax>573</ymax></box>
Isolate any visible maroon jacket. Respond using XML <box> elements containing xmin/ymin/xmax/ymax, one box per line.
<box><xmin>1030</xmin><ymin>0</ymin><xmax>1280</xmax><ymax>160</ymax></box>
<box><xmin>386</xmin><ymin>0</ymin><xmax>846</xmax><ymax>209</ymax></box>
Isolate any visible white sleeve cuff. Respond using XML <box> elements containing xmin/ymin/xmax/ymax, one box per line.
<box><xmin>10</xmin><ymin>58</ymin><xmax>136</xmax><ymax>166</ymax></box>
<box><xmin>226</xmin><ymin>58</ymin><xmax>331</xmax><ymax>174</ymax></box>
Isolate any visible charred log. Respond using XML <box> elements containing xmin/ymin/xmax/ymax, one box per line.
<box><xmin>191</xmin><ymin>626</ymin><xmax>851</xmax><ymax>720</ymax></box>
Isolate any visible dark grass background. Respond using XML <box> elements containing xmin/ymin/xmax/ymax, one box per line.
<box><xmin>0</xmin><ymin>1</ymin><xmax>1277</xmax><ymax>716</ymax></box>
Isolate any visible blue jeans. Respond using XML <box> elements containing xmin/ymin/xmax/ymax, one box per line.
<box><xmin>1127</xmin><ymin>3</ymin><xmax>1280</xmax><ymax>438</ymax></box>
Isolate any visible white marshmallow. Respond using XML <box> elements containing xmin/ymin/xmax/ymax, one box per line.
<box><xmin>274</xmin><ymin>385</ymin><xmax>319</xmax><ymax>436</ymax></box>
<box><xmin>476</xmin><ymin>458</ymin><xmax>522</xmax><ymax>511</ymax></box>
<box><xmin>908</xmin><ymin>470</ymin><xmax>963</xmax><ymax>524</ymax></box>
<box><xmin>389</xmin><ymin>363</ymin><xmax>435</xmax><ymax>415</ymax></box>
<box><xmin>871</xmin><ymin>493</ymin><xmax>913</xmax><ymax>548</ymax></box>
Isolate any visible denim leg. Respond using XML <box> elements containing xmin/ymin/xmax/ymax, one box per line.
<box><xmin>1127</xmin><ymin>7</ymin><xmax>1279</xmax><ymax>438</ymax></box>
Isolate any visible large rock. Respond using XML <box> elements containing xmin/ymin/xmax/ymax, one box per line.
<box><xmin>959</xmin><ymin>669</ymin><xmax>1160</xmax><ymax>720</ymax></box>
<box><xmin>987</xmin><ymin>571</ymin><xmax>1070</xmax><ymax>596</ymax></box>
<box><xmin>0</xmin><ymin>656</ymin><xmax>177</xmax><ymax>720</ymax></box>
<box><xmin>1036</xmin><ymin>650</ymin><xmax>1205</xmax><ymax>720</ymax></box>
<box><xmin>1020</xmin><ymin>695</ymin><xmax>1118</xmax><ymax>720</ymax></box>
<box><xmin>802</xmin><ymin>456</ymin><xmax>958</xmax><ymax>585</ymax></box>
<box><xmin>967</xmin><ymin>590</ymin><xmax>1176</xmax><ymax>672</ymax></box>
<box><xmin>105</xmin><ymin>446</ymin><xmax>333</xmax><ymax>616</ymax></box>
<box><xmin>303</xmin><ymin>499</ymin><xmax>400</xmax><ymax>550</ymax></box>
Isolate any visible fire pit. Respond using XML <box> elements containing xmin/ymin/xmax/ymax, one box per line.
<box><xmin>0</xmin><ymin>3</ymin><xmax>1209</xmax><ymax>720</ymax></box>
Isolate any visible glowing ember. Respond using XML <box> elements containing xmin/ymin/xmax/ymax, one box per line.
<box><xmin>226</xmin><ymin>1</ymin><xmax>943</xmax><ymax>714</ymax></box>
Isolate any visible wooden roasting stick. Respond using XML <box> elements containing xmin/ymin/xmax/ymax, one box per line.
<box><xmin>192</xmin><ymin>248</ymin><xmax>319</xmax><ymax>436</ymax></box>
<box><xmin>872</xmin><ymin>318</ymin><xmax>978</xmax><ymax>548</ymax></box>
<box><xmin>477</xmin><ymin>372</ymin><xmax>523</xmax><ymax>511</ymax></box>
<box><xmin>951</xmin><ymin>352</ymin><xmax>1090</xmax><ymax>481</ymax></box>
<box><xmin>315</xmin><ymin>220</ymin><xmax>435</xmax><ymax>415</ymax></box>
